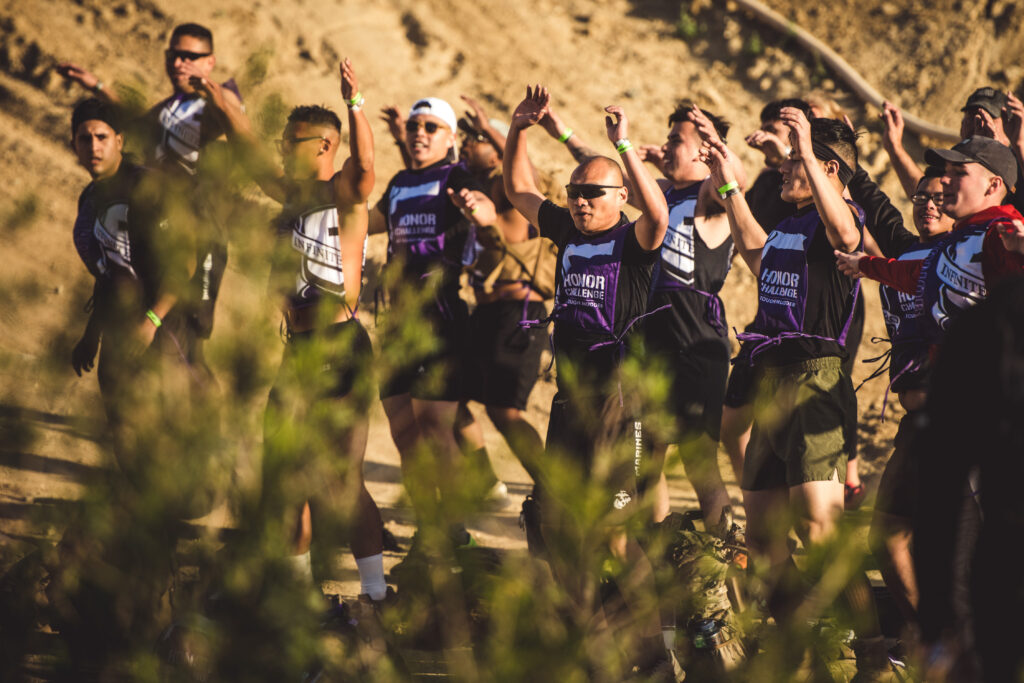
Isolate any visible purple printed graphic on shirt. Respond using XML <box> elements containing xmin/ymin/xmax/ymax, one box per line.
<box><xmin>387</xmin><ymin>164</ymin><xmax>456</xmax><ymax>267</ymax></box>
<box><xmin>554</xmin><ymin>223</ymin><xmax>629</xmax><ymax>336</ymax></box>
<box><xmin>751</xmin><ymin>209</ymin><xmax>818</xmax><ymax>334</ymax></box>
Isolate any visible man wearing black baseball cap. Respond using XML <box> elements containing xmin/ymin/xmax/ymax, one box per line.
<box><xmin>836</xmin><ymin>135</ymin><xmax>1024</xmax><ymax>345</ymax></box>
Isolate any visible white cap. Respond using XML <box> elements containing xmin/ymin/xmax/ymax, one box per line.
<box><xmin>408</xmin><ymin>97</ymin><xmax>457</xmax><ymax>132</ymax></box>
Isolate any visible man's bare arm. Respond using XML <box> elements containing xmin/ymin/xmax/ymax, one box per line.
<box><xmin>191</xmin><ymin>75</ymin><xmax>285</xmax><ymax>202</ymax></box>
<box><xmin>539</xmin><ymin>105</ymin><xmax>600</xmax><ymax>164</ymax></box>
<box><xmin>335</xmin><ymin>59</ymin><xmax>375</xmax><ymax>205</ymax></box>
<box><xmin>502</xmin><ymin>86</ymin><xmax>550</xmax><ymax>228</ymax></box>
<box><xmin>782</xmin><ymin>107</ymin><xmax>860</xmax><ymax>252</ymax></box>
<box><xmin>56</xmin><ymin>63</ymin><xmax>123</xmax><ymax>105</ymax></box>
<box><xmin>380</xmin><ymin>105</ymin><xmax>412</xmax><ymax>170</ymax></box>
<box><xmin>606</xmin><ymin>106</ymin><xmax>668</xmax><ymax>250</ymax></box>
<box><xmin>879</xmin><ymin>102</ymin><xmax>924</xmax><ymax>201</ymax></box>
<box><xmin>701</xmin><ymin>138</ymin><xmax>766</xmax><ymax>275</ymax></box>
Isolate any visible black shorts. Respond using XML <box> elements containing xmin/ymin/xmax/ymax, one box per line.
<box><xmin>874</xmin><ymin>411</ymin><xmax>921</xmax><ymax>519</ymax></box>
<box><xmin>464</xmin><ymin>299</ymin><xmax>548</xmax><ymax>410</ymax></box>
<box><xmin>378</xmin><ymin>298</ymin><xmax>468</xmax><ymax>402</ymax></box>
<box><xmin>724</xmin><ymin>344</ymin><xmax>759</xmax><ymax>409</ymax></box>
<box><xmin>649</xmin><ymin>339</ymin><xmax>729</xmax><ymax>442</ymax></box>
<box><xmin>271</xmin><ymin>318</ymin><xmax>375</xmax><ymax>404</ymax></box>
<box><xmin>542</xmin><ymin>391</ymin><xmax>649</xmax><ymax>519</ymax></box>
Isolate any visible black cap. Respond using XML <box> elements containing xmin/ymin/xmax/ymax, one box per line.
<box><xmin>925</xmin><ymin>136</ymin><xmax>1018</xmax><ymax>191</ymax></box>
<box><xmin>960</xmin><ymin>87</ymin><xmax>1008</xmax><ymax>118</ymax></box>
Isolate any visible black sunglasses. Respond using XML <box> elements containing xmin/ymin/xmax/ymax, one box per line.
<box><xmin>405</xmin><ymin>120</ymin><xmax>445</xmax><ymax>134</ymax></box>
<box><xmin>275</xmin><ymin>135</ymin><xmax>328</xmax><ymax>153</ymax></box>
<box><xmin>165</xmin><ymin>49</ymin><xmax>212</xmax><ymax>62</ymax></box>
<box><xmin>911</xmin><ymin>192</ymin><xmax>944</xmax><ymax>206</ymax></box>
<box><xmin>565</xmin><ymin>184</ymin><xmax>623</xmax><ymax>200</ymax></box>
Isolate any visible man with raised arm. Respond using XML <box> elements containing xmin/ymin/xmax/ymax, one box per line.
<box><xmin>193</xmin><ymin>61</ymin><xmax>391</xmax><ymax>608</ymax></box>
<box><xmin>503</xmin><ymin>85</ymin><xmax>673</xmax><ymax>676</ymax></box>
<box><xmin>58</xmin><ymin>23</ymin><xmax>247</xmax><ymax>355</ymax></box>
<box><xmin>702</xmin><ymin>110</ymin><xmax>887</xmax><ymax>675</ymax></box>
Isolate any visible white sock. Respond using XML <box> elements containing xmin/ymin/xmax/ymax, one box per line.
<box><xmin>288</xmin><ymin>551</ymin><xmax>313</xmax><ymax>583</ymax></box>
<box><xmin>355</xmin><ymin>553</ymin><xmax>387</xmax><ymax>600</ymax></box>
<box><xmin>662</xmin><ymin>626</ymin><xmax>676</xmax><ymax>651</ymax></box>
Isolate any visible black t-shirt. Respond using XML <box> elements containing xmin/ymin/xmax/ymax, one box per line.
<box><xmin>746</xmin><ymin>169</ymin><xmax>795</xmax><ymax>233</ymax></box>
<box><xmin>752</xmin><ymin>204</ymin><xmax>861</xmax><ymax>367</ymax></box>
<box><xmin>537</xmin><ymin>200</ymin><xmax>658</xmax><ymax>384</ymax></box>
<box><xmin>377</xmin><ymin>160</ymin><xmax>480</xmax><ymax>300</ymax></box>
<box><xmin>847</xmin><ymin>166</ymin><xmax>918</xmax><ymax>257</ymax></box>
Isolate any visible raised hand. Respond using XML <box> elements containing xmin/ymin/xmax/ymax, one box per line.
<box><xmin>447</xmin><ymin>187</ymin><xmax>480</xmax><ymax>217</ymax></box>
<box><xmin>604</xmin><ymin>105</ymin><xmax>629</xmax><ymax>144</ymax></box>
<box><xmin>339</xmin><ymin>58</ymin><xmax>359</xmax><ymax>102</ymax></box>
<box><xmin>1003</xmin><ymin>92</ymin><xmax>1024</xmax><ymax>151</ymax></box>
<box><xmin>698</xmin><ymin>137</ymin><xmax>736</xmax><ymax>190</ymax></box>
<box><xmin>974</xmin><ymin>108</ymin><xmax>1011</xmax><ymax>146</ymax></box>
<box><xmin>380</xmin><ymin>105</ymin><xmax>406</xmax><ymax>144</ymax></box>
<box><xmin>189</xmin><ymin>74</ymin><xmax>225</xmax><ymax>109</ymax></box>
<box><xmin>510</xmin><ymin>85</ymin><xmax>550</xmax><ymax>131</ymax></box>
<box><xmin>745</xmin><ymin>129</ymin><xmax>789</xmax><ymax>166</ymax></box>
<box><xmin>780</xmin><ymin>106</ymin><xmax>814</xmax><ymax>162</ymax></box>
<box><xmin>637</xmin><ymin>144</ymin><xmax>665</xmax><ymax>167</ymax></box>
<box><xmin>56</xmin><ymin>62</ymin><xmax>99</xmax><ymax>90</ymax></box>
<box><xmin>688</xmin><ymin>104</ymin><xmax>721</xmax><ymax>144</ymax></box>
<box><xmin>460</xmin><ymin>94</ymin><xmax>489</xmax><ymax>131</ymax></box>
<box><xmin>834</xmin><ymin>249</ymin><xmax>866</xmax><ymax>278</ymax></box>
<box><xmin>879</xmin><ymin>101</ymin><xmax>905</xmax><ymax>152</ymax></box>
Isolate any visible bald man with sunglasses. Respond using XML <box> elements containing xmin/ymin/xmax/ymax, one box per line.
<box><xmin>504</xmin><ymin>86</ymin><xmax>674</xmax><ymax>675</ymax></box>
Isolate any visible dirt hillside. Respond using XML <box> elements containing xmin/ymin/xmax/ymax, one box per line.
<box><xmin>2</xmin><ymin>0</ymin><xmax>1022</xmax><ymax>579</ymax></box>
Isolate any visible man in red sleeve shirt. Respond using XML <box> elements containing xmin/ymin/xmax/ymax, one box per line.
<box><xmin>836</xmin><ymin>136</ymin><xmax>1024</xmax><ymax>341</ymax></box>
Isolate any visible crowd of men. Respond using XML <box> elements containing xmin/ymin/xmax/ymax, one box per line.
<box><xmin>51</xmin><ymin>19</ymin><xmax>1024</xmax><ymax>681</ymax></box>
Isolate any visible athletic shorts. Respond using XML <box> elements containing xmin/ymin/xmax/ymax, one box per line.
<box><xmin>378</xmin><ymin>298</ymin><xmax>468</xmax><ymax>402</ymax></box>
<box><xmin>874</xmin><ymin>411</ymin><xmax>921</xmax><ymax>519</ymax></box>
<box><xmin>742</xmin><ymin>356</ymin><xmax>854</xmax><ymax>490</ymax></box>
<box><xmin>646</xmin><ymin>337</ymin><xmax>729</xmax><ymax>443</ymax></box>
<box><xmin>724</xmin><ymin>344</ymin><xmax>758</xmax><ymax>409</ymax></box>
<box><xmin>542</xmin><ymin>391</ymin><xmax>649</xmax><ymax>520</ymax></box>
<box><xmin>464</xmin><ymin>299</ymin><xmax>547</xmax><ymax>410</ymax></box>
<box><xmin>271</xmin><ymin>318</ymin><xmax>375</xmax><ymax>404</ymax></box>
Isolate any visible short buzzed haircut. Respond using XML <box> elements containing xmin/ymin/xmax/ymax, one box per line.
<box><xmin>760</xmin><ymin>98</ymin><xmax>812</xmax><ymax>124</ymax></box>
<box><xmin>811</xmin><ymin>117</ymin><xmax>859</xmax><ymax>171</ymax></box>
<box><xmin>668</xmin><ymin>101</ymin><xmax>729</xmax><ymax>142</ymax></box>
<box><xmin>287</xmin><ymin>105</ymin><xmax>342</xmax><ymax>133</ymax></box>
<box><xmin>170</xmin><ymin>23</ymin><xmax>214</xmax><ymax>52</ymax></box>
<box><xmin>922</xmin><ymin>165</ymin><xmax>944</xmax><ymax>180</ymax></box>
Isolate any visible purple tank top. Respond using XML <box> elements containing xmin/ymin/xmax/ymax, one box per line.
<box><xmin>386</xmin><ymin>164</ymin><xmax>458</xmax><ymax>267</ymax></box>
<box><xmin>554</xmin><ymin>222</ymin><xmax>631</xmax><ymax>337</ymax></box>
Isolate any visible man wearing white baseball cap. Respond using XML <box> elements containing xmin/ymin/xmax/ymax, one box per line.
<box><xmin>369</xmin><ymin>96</ymin><xmax>497</xmax><ymax>555</ymax></box>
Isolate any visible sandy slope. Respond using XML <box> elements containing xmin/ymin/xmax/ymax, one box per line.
<box><xmin>1</xmin><ymin>0</ymin><xmax>1021</xmax><ymax>592</ymax></box>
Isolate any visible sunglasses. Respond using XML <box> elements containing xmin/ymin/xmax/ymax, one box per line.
<box><xmin>405</xmin><ymin>120</ymin><xmax>447</xmax><ymax>135</ymax></box>
<box><xmin>165</xmin><ymin>48</ymin><xmax>212</xmax><ymax>62</ymax></box>
<box><xmin>911</xmin><ymin>192</ymin><xmax>944</xmax><ymax>206</ymax></box>
<box><xmin>275</xmin><ymin>135</ymin><xmax>327</xmax><ymax>153</ymax></box>
<box><xmin>565</xmin><ymin>184</ymin><xmax>623</xmax><ymax>200</ymax></box>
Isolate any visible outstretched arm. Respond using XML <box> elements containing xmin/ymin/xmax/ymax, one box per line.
<box><xmin>380</xmin><ymin>105</ymin><xmax>412</xmax><ymax>169</ymax></box>
<box><xmin>700</xmin><ymin>137</ymin><xmax>767</xmax><ymax>275</ymax></box>
<box><xmin>690</xmin><ymin>104</ymin><xmax>748</xmax><ymax>209</ymax></box>
<box><xmin>503</xmin><ymin>85</ymin><xmax>550</xmax><ymax>227</ymax></box>
<box><xmin>335</xmin><ymin>58</ymin><xmax>375</xmax><ymax>204</ymax></box>
<box><xmin>606</xmin><ymin>106</ymin><xmax>668</xmax><ymax>250</ymax></box>
<box><xmin>781</xmin><ymin>107</ymin><xmax>860</xmax><ymax>252</ymax></box>
<box><xmin>461</xmin><ymin>94</ymin><xmax>506</xmax><ymax>156</ymax></box>
<box><xmin>539</xmin><ymin>104</ymin><xmax>600</xmax><ymax>164</ymax></box>
<box><xmin>56</xmin><ymin>62</ymin><xmax>123</xmax><ymax>104</ymax></box>
<box><xmin>190</xmin><ymin>74</ymin><xmax>284</xmax><ymax>201</ymax></box>
<box><xmin>879</xmin><ymin>102</ymin><xmax>924</xmax><ymax>200</ymax></box>
<box><xmin>1003</xmin><ymin>92</ymin><xmax>1024</xmax><ymax>172</ymax></box>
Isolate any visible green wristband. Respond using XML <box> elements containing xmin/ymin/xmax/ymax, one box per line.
<box><xmin>716</xmin><ymin>181</ymin><xmax>739</xmax><ymax>197</ymax></box>
<box><xmin>558</xmin><ymin>128</ymin><xmax>573</xmax><ymax>143</ymax></box>
<box><xmin>346</xmin><ymin>91</ymin><xmax>363</xmax><ymax>106</ymax></box>
<box><xmin>615</xmin><ymin>139</ymin><xmax>633</xmax><ymax>154</ymax></box>
<box><xmin>145</xmin><ymin>309</ymin><xmax>162</xmax><ymax>328</ymax></box>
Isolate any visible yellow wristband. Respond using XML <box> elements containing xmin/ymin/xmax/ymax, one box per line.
<box><xmin>145</xmin><ymin>309</ymin><xmax>162</xmax><ymax>328</ymax></box>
